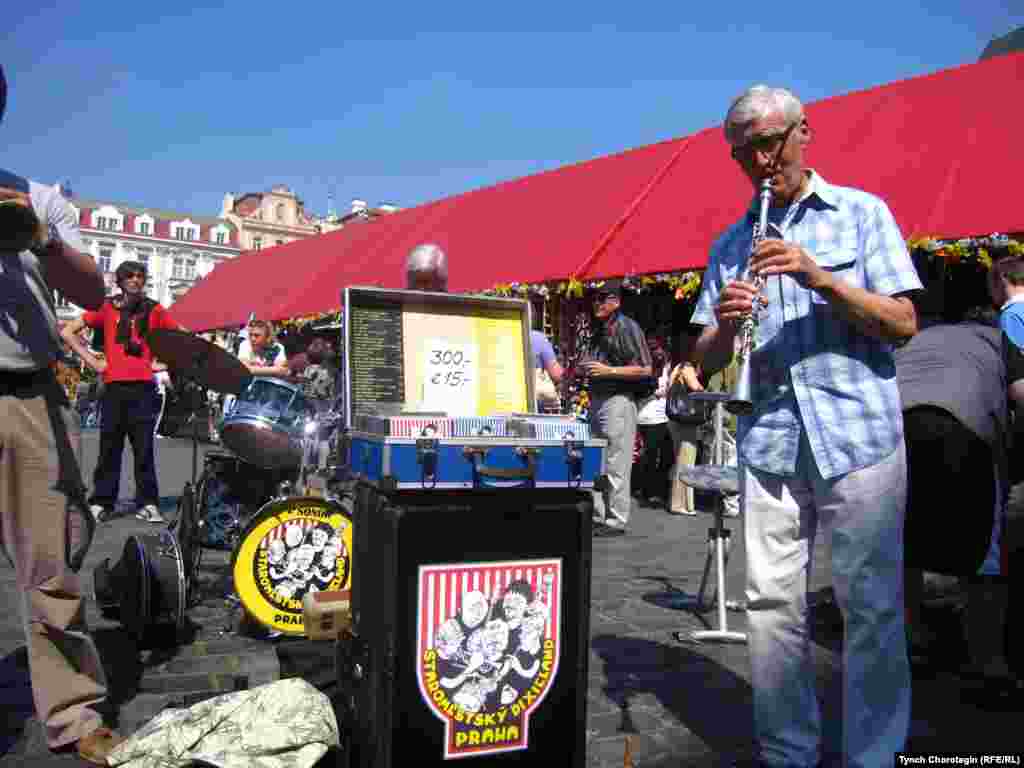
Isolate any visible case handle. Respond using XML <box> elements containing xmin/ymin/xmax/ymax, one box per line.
<box><xmin>463</xmin><ymin>446</ymin><xmax>537</xmax><ymax>485</ymax></box>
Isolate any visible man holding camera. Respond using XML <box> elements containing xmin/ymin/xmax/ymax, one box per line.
<box><xmin>0</xmin><ymin>63</ymin><xmax>123</xmax><ymax>763</ymax></box>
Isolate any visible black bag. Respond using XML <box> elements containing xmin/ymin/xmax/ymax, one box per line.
<box><xmin>665</xmin><ymin>380</ymin><xmax>706</xmax><ymax>425</ymax></box>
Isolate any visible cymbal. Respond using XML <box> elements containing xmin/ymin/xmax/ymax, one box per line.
<box><xmin>146</xmin><ymin>329</ymin><xmax>251</xmax><ymax>395</ymax></box>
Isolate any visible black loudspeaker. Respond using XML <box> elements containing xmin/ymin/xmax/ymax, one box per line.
<box><xmin>338</xmin><ymin>483</ymin><xmax>593</xmax><ymax>767</ymax></box>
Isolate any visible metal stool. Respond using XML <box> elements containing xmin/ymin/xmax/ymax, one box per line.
<box><xmin>675</xmin><ymin>393</ymin><xmax>747</xmax><ymax>644</ymax></box>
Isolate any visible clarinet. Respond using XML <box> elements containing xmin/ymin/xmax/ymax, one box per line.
<box><xmin>726</xmin><ymin>178</ymin><xmax>773</xmax><ymax>415</ymax></box>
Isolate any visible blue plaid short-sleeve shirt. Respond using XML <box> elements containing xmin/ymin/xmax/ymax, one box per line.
<box><xmin>692</xmin><ymin>171</ymin><xmax>922</xmax><ymax>479</ymax></box>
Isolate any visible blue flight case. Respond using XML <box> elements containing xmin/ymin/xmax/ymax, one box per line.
<box><xmin>348</xmin><ymin>431</ymin><xmax>607</xmax><ymax>490</ymax></box>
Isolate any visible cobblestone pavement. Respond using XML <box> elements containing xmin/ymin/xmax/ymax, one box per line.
<box><xmin>1</xmin><ymin>433</ymin><xmax>1020</xmax><ymax>766</ymax></box>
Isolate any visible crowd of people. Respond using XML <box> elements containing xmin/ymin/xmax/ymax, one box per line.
<box><xmin>2</xmin><ymin>55</ymin><xmax>1020</xmax><ymax>768</ymax></box>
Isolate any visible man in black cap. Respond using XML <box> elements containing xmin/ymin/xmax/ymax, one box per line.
<box><xmin>0</xmin><ymin>64</ymin><xmax>124</xmax><ymax>762</ymax></box>
<box><xmin>582</xmin><ymin>280</ymin><xmax>652</xmax><ymax>535</ymax></box>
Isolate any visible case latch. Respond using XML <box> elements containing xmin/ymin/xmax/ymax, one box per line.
<box><xmin>563</xmin><ymin>439</ymin><xmax>584</xmax><ymax>488</ymax></box>
<box><xmin>416</xmin><ymin>438</ymin><xmax>439</xmax><ymax>488</ymax></box>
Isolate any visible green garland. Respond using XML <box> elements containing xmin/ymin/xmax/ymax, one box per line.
<box><xmin>907</xmin><ymin>233</ymin><xmax>1023</xmax><ymax>270</ymax></box>
<box><xmin>484</xmin><ymin>271</ymin><xmax>704</xmax><ymax>302</ymax></box>
<box><xmin>205</xmin><ymin>234</ymin><xmax>1024</xmax><ymax>335</ymax></box>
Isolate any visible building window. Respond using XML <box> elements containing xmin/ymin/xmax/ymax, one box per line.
<box><xmin>253</xmin><ymin>237</ymin><xmax>263</xmax><ymax>251</ymax></box>
<box><xmin>96</xmin><ymin>216</ymin><xmax>108</xmax><ymax>230</ymax></box>
<box><xmin>186</xmin><ymin>258</ymin><xmax>196</xmax><ymax>280</ymax></box>
<box><xmin>135</xmin><ymin>248</ymin><xmax>152</xmax><ymax>266</ymax></box>
<box><xmin>139</xmin><ymin>222</ymin><xmax>150</xmax><ymax>236</ymax></box>
<box><xmin>276</xmin><ymin>203</ymin><xmax>285</xmax><ymax>222</ymax></box>
<box><xmin>174</xmin><ymin>226</ymin><xmax>189</xmax><ymax>241</ymax></box>
<box><xmin>215</xmin><ymin>231</ymin><xmax>226</xmax><ymax>244</ymax></box>
<box><xmin>172</xmin><ymin>256</ymin><xmax>185</xmax><ymax>279</ymax></box>
<box><xmin>98</xmin><ymin>247</ymin><xmax>113</xmax><ymax>273</ymax></box>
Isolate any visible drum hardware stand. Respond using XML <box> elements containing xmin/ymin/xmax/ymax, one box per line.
<box><xmin>175</xmin><ymin>356</ymin><xmax>212</xmax><ymax>488</ymax></box>
<box><xmin>674</xmin><ymin>394</ymin><xmax>748</xmax><ymax>645</ymax></box>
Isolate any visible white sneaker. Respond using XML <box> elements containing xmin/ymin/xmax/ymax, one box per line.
<box><xmin>89</xmin><ymin>504</ymin><xmax>106</xmax><ymax>522</ymax></box>
<box><xmin>136</xmin><ymin>504</ymin><xmax>165</xmax><ymax>523</ymax></box>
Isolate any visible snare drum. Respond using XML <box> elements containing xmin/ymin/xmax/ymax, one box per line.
<box><xmin>220</xmin><ymin>377</ymin><xmax>315</xmax><ymax>468</ymax></box>
<box><xmin>232</xmin><ymin>494</ymin><xmax>353</xmax><ymax>636</ymax></box>
<box><xmin>118</xmin><ymin>531</ymin><xmax>187</xmax><ymax>645</ymax></box>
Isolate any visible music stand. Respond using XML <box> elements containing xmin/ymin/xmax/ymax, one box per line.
<box><xmin>675</xmin><ymin>392</ymin><xmax>747</xmax><ymax>644</ymax></box>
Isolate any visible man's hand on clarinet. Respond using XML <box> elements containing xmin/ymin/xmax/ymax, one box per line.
<box><xmin>749</xmin><ymin>238</ymin><xmax>832</xmax><ymax>292</ymax></box>
<box><xmin>715</xmin><ymin>279</ymin><xmax>767</xmax><ymax>326</ymax></box>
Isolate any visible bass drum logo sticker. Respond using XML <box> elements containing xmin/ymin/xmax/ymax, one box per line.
<box><xmin>417</xmin><ymin>558</ymin><xmax>561</xmax><ymax>759</ymax></box>
<box><xmin>233</xmin><ymin>496</ymin><xmax>352</xmax><ymax>635</ymax></box>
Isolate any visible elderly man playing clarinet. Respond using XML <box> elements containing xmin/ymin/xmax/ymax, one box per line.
<box><xmin>691</xmin><ymin>85</ymin><xmax>922</xmax><ymax>768</ymax></box>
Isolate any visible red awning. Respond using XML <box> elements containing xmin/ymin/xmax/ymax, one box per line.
<box><xmin>171</xmin><ymin>52</ymin><xmax>1024</xmax><ymax>331</ymax></box>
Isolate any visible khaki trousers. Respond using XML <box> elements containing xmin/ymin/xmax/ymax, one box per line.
<box><xmin>666</xmin><ymin>421</ymin><xmax>700</xmax><ymax>514</ymax></box>
<box><xmin>589</xmin><ymin>393</ymin><xmax>638</xmax><ymax>527</ymax></box>
<box><xmin>0</xmin><ymin>370</ymin><xmax>108</xmax><ymax>749</ymax></box>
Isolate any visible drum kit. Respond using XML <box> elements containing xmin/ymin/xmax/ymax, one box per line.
<box><xmin>94</xmin><ymin>329</ymin><xmax>353</xmax><ymax>645</ymax></box>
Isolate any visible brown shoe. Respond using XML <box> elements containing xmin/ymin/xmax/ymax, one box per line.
<box><xmin>77</xmin><ymin>726</ymin><xmax>124</xmax><ymax>765</ymax></box>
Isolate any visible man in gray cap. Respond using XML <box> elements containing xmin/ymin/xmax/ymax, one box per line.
<box><xmin>0</xmin><ymin>64</ymin><xmax>123</xmax><ymax>762</ymax></box>
<box><xmin>406</xmin><ymin>243</ymin><xmax>448</xmax><ymax>292</ymax></box>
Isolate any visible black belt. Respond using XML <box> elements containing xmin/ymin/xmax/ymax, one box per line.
<box><xmin>0</xmin><ymin>368</ymin><xmax>50</xmax><ymax>396</ymax></box>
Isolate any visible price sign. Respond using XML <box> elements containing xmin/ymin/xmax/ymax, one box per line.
<box><xmin>422</xmin><ymin>340</ymin><xmax>479</xmax><ymax>415</ymax></box>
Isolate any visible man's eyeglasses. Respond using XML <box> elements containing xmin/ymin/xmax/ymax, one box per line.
<box><xmin>122</xmin><ymin>271</ymin><xmax>146</xmax><ymax>280</ymax></box>
<box><xmin>730</xmin><ymin>121</ymin><xmax>799</xmax><ymax>161</ymax></box>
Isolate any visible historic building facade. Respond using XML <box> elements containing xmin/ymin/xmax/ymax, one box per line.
<box><xmin>52</xmin><ymin>187</ymin><xmax>398</xmax><ymax>322</ymax></box>
<box><xmin>61</xmin><ymin>196</ymin><xmax>242</xmax><ymax>320</ymax></box>
<box><xmin>220</xmin><ymin>185</ymin><xmax>321</xmax><ymax>251</ymax></box>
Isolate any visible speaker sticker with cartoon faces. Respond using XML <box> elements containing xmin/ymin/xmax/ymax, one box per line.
<box><xmin>233</xmin><ymin>497</ymin><xmax>352</xmax><ymax>635</ymax></box>
<box><xmin>417</xmin><ymin>559</ymin><xmax>561</xmax><ymax>759</ymax></box>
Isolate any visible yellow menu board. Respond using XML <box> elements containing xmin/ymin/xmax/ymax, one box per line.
<box><xmin>402</xmin><ymin>310</ymin><xmax>527</xmax><ymax>416</ymax></box>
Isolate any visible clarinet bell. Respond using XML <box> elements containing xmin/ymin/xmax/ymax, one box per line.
<box><xmin>726</xmin><ymin>357</ymin><xmax>755</xmax><ymax>415</ymax></box>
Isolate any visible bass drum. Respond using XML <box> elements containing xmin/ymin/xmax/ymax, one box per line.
<box><xmin>195</xmin><ymin>451</ymin><xmax>293</xmax><ymax>550</ymax></box>
<box><xmin>118</xmin><ymin>531</ymin><xmax>187</xmax><ymax>646</ymax></box>
<box><xmin>232</xmin><ymin>494</ymin><xmax>353</xmax><ymax>637</ymax></box>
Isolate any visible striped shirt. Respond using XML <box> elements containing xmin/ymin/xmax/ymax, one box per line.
<box><xmin>692</xmin><ymin>171</ymin><xmax>922</xmax><ymax>479</ymax></box>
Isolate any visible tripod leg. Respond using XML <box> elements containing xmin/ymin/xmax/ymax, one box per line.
<box><xmin>695</xmin><ymin>530</ymin><xmax>715</xmax><ymax>612</ymax></box>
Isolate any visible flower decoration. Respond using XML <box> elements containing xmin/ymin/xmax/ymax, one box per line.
<box><xmin>483</xmin><ymin>270</ymin><xmax>704</xmax><ymax>302</ymax></box>
<box><xmin>908</xmin><ymin>234</ymin><xmax>1023</xmax><ymax>270</ymax></box>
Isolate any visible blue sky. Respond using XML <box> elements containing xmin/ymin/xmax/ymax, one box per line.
<box><xmin>1</xmin><ymin>1</ymin><xmax>1020</xmax><ymax>218</ymax></box>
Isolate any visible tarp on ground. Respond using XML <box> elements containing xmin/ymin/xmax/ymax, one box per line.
<box><xmin>170</xmin><ymin>52</ymin><xmax>1024</xmax><ymax>331</ymax></box>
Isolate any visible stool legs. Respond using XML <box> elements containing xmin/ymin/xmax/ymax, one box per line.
<box><xmin>691</xmin><ymin>494</ymin><xmax>747</xmax><ymax>643</ymax></box>
<box><xmin>695</xmin><ymin>523</ymin><xmax>732</xmax><ymax>613</ymax></box>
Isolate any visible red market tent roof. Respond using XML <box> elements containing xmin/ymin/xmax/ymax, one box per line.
<box><xmin>171</xmin><ymin>52</ymin><xmax>1024</xmax><ymax>331</ymax></box>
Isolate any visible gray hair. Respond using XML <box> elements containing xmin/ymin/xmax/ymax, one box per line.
<box><xmin>405</xmin><ymin>243</ymin><xmax>448</xmax><ymax>290</ymax></box>
<box><xmin>724</xmin><ymin>85</ymin><xmax>804</xmax><ymax>145</ymax></box>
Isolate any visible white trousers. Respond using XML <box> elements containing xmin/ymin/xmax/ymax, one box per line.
<box><xmin>743</xmin><ymin>438</ymin><xmax>910</xmax><ymax>768</ymax></box>
<box><xmin>589</xmin><ymin>393</ymin><xmax>637</xmax><ymax>527</ymax></box>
